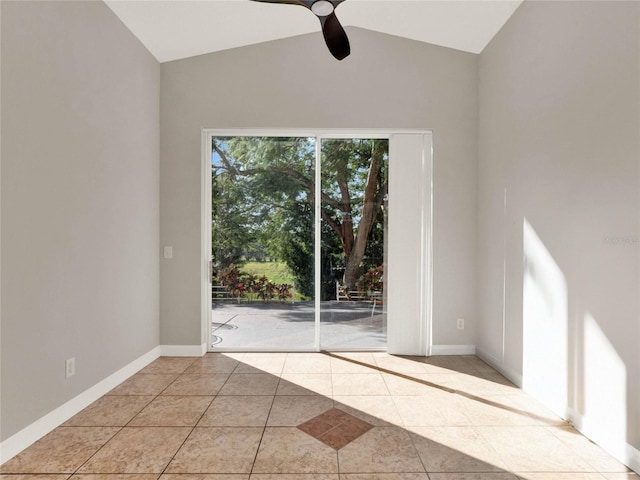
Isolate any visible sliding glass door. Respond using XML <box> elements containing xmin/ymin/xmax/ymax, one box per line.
<box><xmin>319</xmin><ymin>138</ymin><xmax>388</xmax><ymax>349</ymax></box>
<box><xmin>210</xmin><ymin>136</ymin><xmax>316</xmax><ymax>349</ymax></box>
<box><xmin>205</xmin><ymin>131</ymin><xmax>431</xmax><ymax>354</ymax></box>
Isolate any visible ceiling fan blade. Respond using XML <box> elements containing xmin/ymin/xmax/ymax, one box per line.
<box><xmin>320</xmin><ymin>11</ymin><xmax>350</xmax><ymax>60</ymax></box>
<box><xmin>250</xmin><ymin>0</ymin><xmax>350</xmax><ymax>60</ymax></box>
<box><xmin>250</xmin><ymin>0</ymin><xmax>306</xmax><ymax>6</ymax></box>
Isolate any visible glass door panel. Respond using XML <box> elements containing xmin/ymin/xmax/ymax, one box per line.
<box><xmin>319</xmin><ymin>138</ymin><xmax>388</xmax><ymax>349</ymax></box>
<box><xmin>210</xmin><ymin>136</ymin><xmax>316</xmax><ymax>350</ymax></box>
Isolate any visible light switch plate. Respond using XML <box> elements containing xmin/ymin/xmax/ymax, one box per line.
<box><xmin>66</xmin><ymin>358</ymin><xmax>76</xmax><ymax>378</ymax></box>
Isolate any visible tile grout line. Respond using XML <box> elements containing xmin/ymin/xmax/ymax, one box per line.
<box><xmin>69</xmin><ymin>360</ymin><xmax>181</xmax><ymax>479</ymax></box>
<box><xmin>73</xmin><ymin>358</ymin><xmax>198</xmax><ymax>477</ymax></box>
<box><xmin>247</xmin><ymin>364</ymin><xmax>283</xmax><ymax>477</ymax></box>
<box><xmin>330</xmin><ymin>353</ymin><xmax>342</xmax><ymax>476</ymax></box>
<box><xmin>326</xmin><ymin>352</ymin><xmax>562</xmax><ymax>426</ymax></box>
<box><xmin>157</xmin><ymin>357</ymin><xmax>240</xmax><ymax>476</ymax></box>
<box><xmin>62</xmin><ymin>360</ymin><xmax>192</xmax><ymax>477</ymax></box>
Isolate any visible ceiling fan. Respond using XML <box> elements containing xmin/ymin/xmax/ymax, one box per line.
<box><xmin>250</xmin><ymin>0</ymin><xmax>350</xmax><ymax>60</ymax></box>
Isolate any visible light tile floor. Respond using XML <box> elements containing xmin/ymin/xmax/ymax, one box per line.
<box><xmin>2</xmin><ymin>352</ymin><xmax>639</xmax><ymax>480</ymax></box>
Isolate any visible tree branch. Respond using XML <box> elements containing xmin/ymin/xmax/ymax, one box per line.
<box><xmin>214</xmin><ymin>158</ymin><xmax>345</xmax><ymax>211</ymax></box>
<box><xmin>320</xmin><ymin>208</ymin><xmax>343</xmax><ymax>240</ymax></box>
<box><xmin>373</xmin><ymin>181</ymin><xmax>388</xmax><ymax>207</ymax></box>
<box><xmin>212</xmin><ymin>142</ymin><xmax>238</xmax><ymax>175</ymax></box>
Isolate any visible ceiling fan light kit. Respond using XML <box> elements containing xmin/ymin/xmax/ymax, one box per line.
<box><xmin>311</xmin><ymin>0</ymin><xmax>334</xmax><ymax>16</ymax></box>
<box><xmin>251</xmin><ymin>0</ymin><xmax>351</xmax><ymax>60</ymax></box>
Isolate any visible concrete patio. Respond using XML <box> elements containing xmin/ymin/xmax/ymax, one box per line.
<box><xmin>211</xmin><ymin>301</ymin><xmax>386</xmax><ymax>350</ymax></box>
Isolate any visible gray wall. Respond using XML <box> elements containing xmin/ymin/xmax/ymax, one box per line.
<box><xmin>1</xmin><ymin>1</ymin><xmax>160</xmax><ymax>441</ymax></box>
<box><xmin>160</xmin><ymin>28</ymin><xmax>479</xmax><ymax>348</ymax></box>
<box><xmin>478</xmin><ymin>0</ymin><xmax>639</xmax><ymax>456</ymax></box>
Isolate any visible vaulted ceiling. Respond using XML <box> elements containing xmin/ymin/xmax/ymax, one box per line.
<box><xmin>105</xmin><ymin>0</ymin><xmax>522</xmax><ymax>63</ymax></box>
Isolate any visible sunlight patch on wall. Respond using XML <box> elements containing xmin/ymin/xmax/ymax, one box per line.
<box><xmin>522</xmin><ymin>218</ymin><xmax>568</xmax><ymax>417</ymax></box>
<box><xmin>583</xmin><ymin>311</ymin><xmax>627</xmax><ymax>457</ymax></box>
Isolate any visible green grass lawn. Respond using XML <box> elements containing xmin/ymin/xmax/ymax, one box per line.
<box><xmin>241</xmin><ymin>261</ymin><xmax>295</xmax><ymax>285</ymax></box>
<box><xmin>240</xmin><ymin>261</ymin><xmax>309</xmax><ymax>301</ymax></box>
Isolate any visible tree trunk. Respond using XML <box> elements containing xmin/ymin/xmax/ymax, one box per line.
<box><xmin>342</xmin><ymin>141</ymin><xmax>386</xmax><ymax>289</ymax></box>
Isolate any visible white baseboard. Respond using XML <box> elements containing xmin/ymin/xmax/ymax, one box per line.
<box><xmin>628</xmin><ymin>444</ymin><xmax>640</xmax><ymax>474</ymax></box>
<box><xmin>430</xmin><ymin>344</ymin><xmax>476</xmax><ymax>355</ymax></box>
<box><xmin>474</xmin><ymin>347</ymin><xmax>638</xmax><ymax>476</ymax></box>
<box><xmin>567</xmin><ymin>408</ymin><xmax>640</xmax><ymax>475</ymax></box>
<box><xmin>0</xmin><ymin>346</ymin><xmax>161</xmax><ymax>465</ymax></box>
<box><xmin>160</xmin><ymin>343</ymin><xmax>207</xmax><ymax>356</ymax></box>
<box><xmin>475</xmin><ymin>346</ymin><xmax>523</xmax><ymax>387</ymax></box>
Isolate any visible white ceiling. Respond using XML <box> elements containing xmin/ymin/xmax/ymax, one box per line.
<box><xmin>105</xmin><ymin>0</ymin><xmax>522</xmax><ymax>63</ymax></box>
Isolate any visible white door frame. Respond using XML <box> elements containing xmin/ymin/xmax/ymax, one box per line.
<box><xmin>201</xmin><ymin>129</ymin><xmax>433</xmax><ymax>355</ymax></box>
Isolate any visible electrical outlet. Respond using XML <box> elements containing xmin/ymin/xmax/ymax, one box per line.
<box><xmin>457</xmin><ymin>318</ymin><xmax>465</xmax><ymax>330</ymax></box>
<box><xmin>65</xmin><ymin>358</ymin><xmax>76</xmax><ymax>378</ymax></box>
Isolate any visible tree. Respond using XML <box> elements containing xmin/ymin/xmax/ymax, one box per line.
<box><xmin>320</xmin><ymin>139</ymin><xmax>388</xmax><ymax>289</ymax></box>
<box><xmin>261</xmin><ymin>193</ymin><xmax>315</xmax><ymax>297</ymax></box>
<box><xmin>211</xmin><ymin>136</ymin><xmax>388</xmax><ymax>294</ymax></box>
<box><xmin>211</xmin><ymin>168</ymin><xmax>252</xmax><ymax>269</ymax></box>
